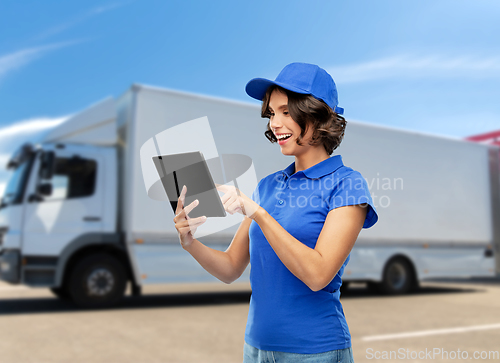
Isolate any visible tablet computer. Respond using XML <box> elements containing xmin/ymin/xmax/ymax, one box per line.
<box><xmin>152</xmin><ymin>151</ymin><xmax>227</xmax><ymax>218</ymax></box>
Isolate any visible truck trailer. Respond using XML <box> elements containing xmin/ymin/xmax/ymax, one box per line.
<box><xmin>0</xmin><ymin>84</ymin><xmax>498</xmax><ymax>307</ymax></box>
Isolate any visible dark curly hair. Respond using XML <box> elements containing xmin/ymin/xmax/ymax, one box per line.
<box><xmin>261</xmin><ymin>85</ymin><xmax>346</xmax><ymax>155</ymax></box>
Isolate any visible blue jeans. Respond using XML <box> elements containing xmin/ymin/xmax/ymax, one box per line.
<box><xmin>243</xmin><ymin>342</ymin><xmax>354</xmax><ymax>363</ymax></box>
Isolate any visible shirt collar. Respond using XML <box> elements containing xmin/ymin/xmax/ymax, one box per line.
<box><xmin>282</xmin><ymin>154</ymin><xmax>344</xmax><ymax>179</ymax></box>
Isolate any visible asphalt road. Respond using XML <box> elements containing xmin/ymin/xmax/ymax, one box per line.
<box><xmin>0</xmin><ymin>279</ymin><xmax>499</xmax><ymax>363</ymax></box>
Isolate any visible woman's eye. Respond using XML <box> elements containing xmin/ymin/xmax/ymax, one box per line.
<box><xmin>283</xmin><ymin>111</ymin><xmax>289</xmax><ymax>116</ymax></box>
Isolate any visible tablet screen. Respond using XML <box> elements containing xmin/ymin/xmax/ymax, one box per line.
<box><xmin>152</xmin><ymin>152</ymin><xmax>227</xmax><ymax>218</ymax></box>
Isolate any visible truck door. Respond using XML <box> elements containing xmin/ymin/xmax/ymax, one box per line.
<box><xmin>22</xmin><ymin>150</ymin><xmax>104</xmax><ymax>256</ymax></box>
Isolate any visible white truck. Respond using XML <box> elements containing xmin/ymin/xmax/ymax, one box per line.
<box><xmin>0</xmin><ymin>84</ymin><xmax>498</xmax><ymax>307</ymax></box>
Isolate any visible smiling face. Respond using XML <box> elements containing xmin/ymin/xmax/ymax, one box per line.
<box><xmin>261</xmin><ymin>85</ymin><xmax>346</xmax><ymax>158</ymax></box>
<box><xmin>267</xmin><ymin>88</ymin><xmax>316</xmax><ymax>156</ymax></box>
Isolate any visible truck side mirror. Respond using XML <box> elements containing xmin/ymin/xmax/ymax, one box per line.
<box><xmin>39</xmin><ymin>151</ymin><xmax>55</xmax><ymax>180</ymax></box>
<box><xmin>37</xmin><ymin>183</ymin><xmax>53</xmax><ymax>196</ymax></box>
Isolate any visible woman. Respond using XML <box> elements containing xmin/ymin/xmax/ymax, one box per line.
<box><xmin>174</xmin><ymin>62</ymin><xmax>378</xmax><ymax>362</ymax></box>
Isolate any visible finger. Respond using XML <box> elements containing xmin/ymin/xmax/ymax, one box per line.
<box><xmin>222</xmin><ymin>196</ymin><xmax>238</xmax><ymax>213</ymax></box>
<box><xmin>176</xmin><ymin>185</ymin><xmax>187</xmax><ymax>214</ymax></box>
<box><xmin>179</xmin><ymin>222</ymin><xmax>204</xmax><ymax>234</ymax></box>
<box><xmin>216</xmin><ymin>184</ymin><xmax>229</xmax><ymax>192</ymax></box>
<box><xmin>178</xmin><ymin>215</ymin><xmax>207</xmax><ymax>227</ymax></box>
<box><xmin>176</xmin><ymin>199</ymin><xmax>199</xmax><ymax>220</ymax></box>
<box><xmin>180</xmin><ymin>185</ymin><xmax>187</xmax><ymax>205</ymax></box>
<box><xmin>221</xmin><ymin>191</ymin><xmax>236</xmax><ymax>204</ymax></box>
<box><xmin>228</xmin><ymin>199</ymin><xmax>242</xmax><ymax>214</ymax></box>
<box><xmin>188</xmin><ymin>215</ymin><xmax>207</xmax><ymax>226</ymax></box>
<box><xmin>230</xmin><ymin>205</ymin><xmax>242</xmax><ymax>215</ymax></box>
<box><xmin>183</xmin><ymin>199</ymin><xmax>199</xmax><ymax>217</ymax></box>
<box><xmin>179</xmin><ymin>226</ymin><xmax>196</xmax><ymax>235</ymax></box>
<box><xmin>178</xmin><ymin>217</ymin><xmax>207</xmax><ymax>232</ymax></box>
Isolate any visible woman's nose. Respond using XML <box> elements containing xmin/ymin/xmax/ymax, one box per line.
<box><xmin>270</xmin><ymin>116</ymin><xmax>282</xmax><ymax>130</ymax></box>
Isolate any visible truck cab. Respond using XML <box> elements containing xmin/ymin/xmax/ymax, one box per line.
<box><xmin>0</xmin><ymin>98</ymin><xmax>136</xmax><ymax>308</ymax></box>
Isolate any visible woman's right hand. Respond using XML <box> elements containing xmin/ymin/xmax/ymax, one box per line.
<box><xmin>173</xmin><ymin>185</ymin><xmax>207</xmax><ymax>249</ymax></box>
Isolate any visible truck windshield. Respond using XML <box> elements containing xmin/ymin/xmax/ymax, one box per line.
<box><xmin>1</xmin><ymin>153</ymin><xmax>35</xmax><ymax>207</ymax></box>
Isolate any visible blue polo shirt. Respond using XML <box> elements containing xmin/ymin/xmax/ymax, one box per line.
<box><xmin>245</xmin><ymin>154</ymin><xmax>378</xmax><ymax>354</ymax></box>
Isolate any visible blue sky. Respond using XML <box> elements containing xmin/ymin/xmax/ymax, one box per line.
<box><xmin>1</xmin><ymin>0</ymin><xmax>499</xmax><ymax>193</ymax></box>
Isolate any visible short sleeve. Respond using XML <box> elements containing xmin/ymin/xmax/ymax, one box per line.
<box><xmin>328</xmin><ymin>171</ymin><xmax>378</xmax><ymax>229</ymax></box>
<box><xmin>251</xmin><ymin>178</ymin><xmax>263</xmax><ymax>206</ymax></box>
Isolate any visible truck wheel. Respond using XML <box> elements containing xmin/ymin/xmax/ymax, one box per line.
<box><xmin>379</xmin><ymin>257</ymin><xmax>415</xmax><ymax>295</ymax></box>
<box><xmin>50</xmin><ymin>286</ymin><xmax>70</xmax><ymax>300</ymax></box>
<box><xmin>68</xmin><ymin>253</ymin><xmax>127</xmax><ymax>308</ymax></box>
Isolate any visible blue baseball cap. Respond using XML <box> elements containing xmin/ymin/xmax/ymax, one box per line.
<box><xmin>245</xmin><ymin>62</ymin><xmax>344</xmax><ymax>115</ymax></box>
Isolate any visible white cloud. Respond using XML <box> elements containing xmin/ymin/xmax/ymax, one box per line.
<box><xmin>328</xmin><ymin>54</ymin><xmax>500</xmax><ymax>84</ymax></box>
<box><xmin>0</xmin><ymin>116</ymin><xmax>69</xmax><ymax>163</ymax></box>
<box><xmin>0</xmin><ymin>116</ymin><xmax>68</xmax><ymax>142</ymax></box>
<box><xmin>91</xmin><ymin>1</ymin><xmax>133</xmax><ymax>14</ymax></box>
<box><xmin>0</xmin><ymin>183</ymin><xmax>5</xmax><ymax>197</ymax></box>
<box><xmin>0</xmin><ymin>41</ymin><xmax>79</xmax><ymax>84</ymax></box>
<box><xmin>0</xmin><ymin>116</ymin><xmax>69</xmax><ymax>187</ymax></box>
<box><xmin>35</xmin><ymin>1</ymin><xmax>134</xmax><ymax>40</ymax></box>
<box><xmin>349</xmin><ymin>111</ymin><xmax>500</xmax><ymax>140</ymax></box>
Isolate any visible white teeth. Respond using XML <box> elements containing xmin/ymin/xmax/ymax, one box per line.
<box><xmin>277</xmin><ymin>133</ymin><xmax>292</xmax><ymax>140</ymax></box>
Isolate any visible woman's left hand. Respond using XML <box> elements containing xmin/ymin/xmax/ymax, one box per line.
<box><xmin>215</xmin><ymin>184</ymin><xmax>260</xmax><ymax>219</ymax></box>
